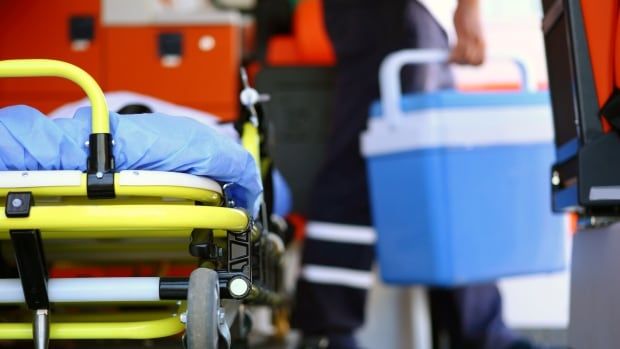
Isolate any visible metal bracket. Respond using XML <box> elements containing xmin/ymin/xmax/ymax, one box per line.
<box><xmin>86</xmin><ymin>133</ymin><xmax>115</xmax><ymax>199</ymax></box>
<box><xmin>34</xmin><ymin>309</ymin><xmax>50</xmax><ymax>349</ymax></box>
<box><xmin>227</xmin><ymin>230</ymin><xmax>251</xmax><ymax>280</ymax></box>
<box><xmin>5</xmin><ymin>193</ymin><xmax>49</xmax><ymax>348</ymax></box>
<box><xmin>5</xmin><ymin>192</ymin><xmax>33</xmax><ymax>218</ymax></box>
<box><xmin>10</xmin><ymin>229</ymin><xmax>49</xmax><ymax>310</ymax></box>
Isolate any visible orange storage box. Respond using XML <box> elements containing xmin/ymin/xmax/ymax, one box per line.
<box><xmin>104</xmin><ymin>14</ymin><xmax>242</xmax><ymax>120</ymax></box>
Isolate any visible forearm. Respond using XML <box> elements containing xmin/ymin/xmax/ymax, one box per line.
<box><xmin>457</xmin><ymin>0</ymin><xmax>480</xmax><ymax>8</ymax></box>
<box><xmin>451</xmin><ymin>0</ymin><xmax>485</xmax><ymax>65</ymax></box>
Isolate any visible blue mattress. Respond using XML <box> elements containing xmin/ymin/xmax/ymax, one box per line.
<box><xmin>0</xmin><ymin>105</ymin><xmax>262</xmax><ymax>215</ymax></box>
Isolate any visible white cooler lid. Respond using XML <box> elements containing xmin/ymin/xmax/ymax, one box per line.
<box><xmin>361</xmin><ymin>90</ymin><xmax>555</xmax><ymax>157</ymax></box>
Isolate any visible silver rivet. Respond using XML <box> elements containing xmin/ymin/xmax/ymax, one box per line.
<box><xmin>179</xmin><ymin>312</ymin><xmax>187</xmax><ymax>324</ymax></box>
<box><xmin>96</xmin><ymin>172</ymin><xmax>103</xmax><ymax>179</ymax></box>
<box><xmin>85</xmin><ymin>141</ymin><xmax>90</xmax><ymax>147</ymax></box>
<box><xmin>112</xmin><ymin>140</ymin><xmax>116</xmax><ymax>146</ymax></box>
<box><xmin>11</xmin><ymin>198</ymin><xmax>23</xmax><ymax>208</ymax></box>
<box><xmin>133</xmin><ymin>171</ymin><xmax>140</xmax><ymax>176</ymax></box>
<box><xmin>21</xmin><ymin>172</ymin><xmax>28</xmax><ymax>177</ymax></box>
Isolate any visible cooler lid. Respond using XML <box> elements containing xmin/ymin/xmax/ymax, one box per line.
<box><xmin>361</xmin><ymin>98</ymin><xmax>555</xmax><ymax>157</ymax></box>
<box><xmin>369</xmin><ymin>89</ymin><xmax>551</xmax><ymax>117</ymax></box>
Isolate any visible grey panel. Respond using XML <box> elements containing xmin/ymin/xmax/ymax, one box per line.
<box><xmin>256</xmin><ymin>67</ymin><xmax>335</xmax><ymax>214</ymax></box>
<box><xmin>569</xmin><ymin>222</ymin><xmax>620</xmax><ymax>348</ymax></box>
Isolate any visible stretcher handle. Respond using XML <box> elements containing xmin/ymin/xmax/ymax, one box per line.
<box><xmin>0</xmin><ymin>59</ymin><xmax>115</xmax><ymax>198</ymax></box>
<box><xmin>378</xmin><ymin>49</ymin><xmax>536</xmax><ymax>128</ymax></box>
<box><xmin>0</xmin><ymin>59</ymin><xmax>109</xmax><ymax>133</ymax></box>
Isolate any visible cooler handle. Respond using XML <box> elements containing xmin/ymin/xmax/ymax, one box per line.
<box><xmin>378</xmin><ymin>49</ymin><xmax>536</xmax><ymax>128</ymax></box>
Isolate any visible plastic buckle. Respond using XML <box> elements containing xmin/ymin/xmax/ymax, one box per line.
<box><xmin>5</xmin><ymin>192</ymin><xmax>33</xmax><ymax>218</ymax></box>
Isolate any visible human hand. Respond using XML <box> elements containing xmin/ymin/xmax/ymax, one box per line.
<box><xmin>450</xmin><ymin>0</ymin><xmax>485</xmax><ymax>65</ymax></box>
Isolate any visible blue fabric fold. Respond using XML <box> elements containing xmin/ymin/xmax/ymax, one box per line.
<box><xmin>0</xmin><ymin>105</ymin><xmax>262</xmax><ymax>215</ymax></box>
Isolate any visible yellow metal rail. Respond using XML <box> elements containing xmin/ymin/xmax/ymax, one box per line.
<box><xmin>0</xmin><ymin>205</ymin><xmax>249</xmax><ymax>239</ymax></box>
<box><xmin>242</xmin><ymin>121</ymin><xmax>261</xmax><ymax>172</ymax></box>
<box><xmin>0</xmin><ymin>59</ymin><xmax>109</xmax><ymax>133</ymax></box>
<box><xmin>0</xmin><ymin>173</ymin><xmax>223</xmax><ymax>205</ymax></box>
<box><xmin>0</xmin><ymin>315</ymin><xmax>184</xmax><ymax>340</ymax></box>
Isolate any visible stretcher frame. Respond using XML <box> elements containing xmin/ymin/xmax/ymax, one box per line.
<box><xmin>0</xmin><ymin>59</ymin><xmax>278</xmax><ymax>347</ymax></box>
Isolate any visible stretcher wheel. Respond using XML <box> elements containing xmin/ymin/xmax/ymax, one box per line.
<box><xmin>186</xmin><ymin>268</ymin><xmax>220</xmax><ymax>349</ymax></box>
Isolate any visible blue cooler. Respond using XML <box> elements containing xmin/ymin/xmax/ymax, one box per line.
<box><xmin>361</xmin><ymin>50</ymin><xmax>566</xmax><ymax>286</ymax></box>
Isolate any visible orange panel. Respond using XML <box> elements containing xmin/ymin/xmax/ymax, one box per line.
<box><xmin>0</xmin><ymin>0</ymin><xmax>103</xmax><ymax>100</ymax></box>
<box><xmin>615</xmin><ymin>13</ymin><xmax>620</xmax><ymax>89</ymax></box>
<box><xmin>265</xmin><ymin>0</ymin><xmax>335</xmax><ymax>66</ymax></box>
<box><xmin>580</xmin><ymin>0</ymin><xmax>617</xmax><ymax>107</ymax></box>
<box><xmin>105</xmin><ymin>25</ymin><xmax>240</xmax><ymax>121</ymax></box>
<box><xmin>266</xmin><ymin>36</ymin><xmax>302</xmax><ymax>65</ymax></box>
<box><xmin>294</xmin><ymin>0</ymin><xmax>335</xmax><ymax>65</ymax></box>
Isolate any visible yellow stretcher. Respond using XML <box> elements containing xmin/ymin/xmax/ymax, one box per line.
<box><xmin>0</xmin><ymin>59</ymin><xmax>280</xmax><ymax>349</ymax></box>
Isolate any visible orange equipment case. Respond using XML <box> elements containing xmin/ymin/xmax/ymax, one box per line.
<box><xmin>0</xmin><ymin>0</ymin><xmax>104</xmax><ymax>112</ymax></box>
<box><xmin>0</xmin><ymin>0</ymin><xmax>242</xmax><ymax>121</ymax></box>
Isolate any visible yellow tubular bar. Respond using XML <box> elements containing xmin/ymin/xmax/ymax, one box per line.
<box><xmin>0</xmin><ymin>205</ymin><xmax>248</xmax><ymax>239</ymax></box>
<box><xmin>0</xmin><ymin>229</ymin><xmax>193</xmax><ymax>240</ymax></box>
<box><xmin>115</xmin><ymin>184</ymin><xmax>222</xmax><ymax>206</ymax></box>
<box><xmin>0</xmin><ymin>59</ymin><xmax>109</xmax><ymax>133</ymax></box>
<box><xmin>0</xmin><ymin>316</ymin><xmax>184</xmax><ymax>340</ymax></box>
<box><xmin>242</xmin><ymin>121</ymin><xmax>260</xmax><ymax>169</ymax></box>
<box><xmin>0</xmin><ymin>186</ymin><xmax>85</xmax><ymax>198</ymax></box>
<box><xmin>26</xmin><ymin>229</ymin><xmax>228</xmax><ymax>241</ymax></box>
<box><xmin>50</xmin><ymin>311</ymin><xmax>179</xmax><ymax>322</ymax></box>
<box><xmin>0</xmin><ymin>173</ymin><xmax>223</xmax><ymax>204</ymax></box>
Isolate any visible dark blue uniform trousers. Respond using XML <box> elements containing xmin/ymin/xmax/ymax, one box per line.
<box><xmin>293</xmin><ymin>1</ymin><xmax>518</xmax><ymax>348</ymax></box>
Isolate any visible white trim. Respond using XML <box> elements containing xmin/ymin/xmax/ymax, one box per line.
<box><xmin>0</xmin><ymin>171</ymin><xmax>82</xmax><ymax>188</ymax></box>
<box><xmin>306</xmin><ymin>221</ymin><xmax>376</xmax><ymax>245</ymax></box>
<box><xmin>0</xmin><ymin>278</ymin><xmax>161</xmax><ymax>303</ymax></box>
<box><xmin>102</xmin><ymin>0</ymin><xmax>243</xmax><ymax>26</ymax></box>
<box><xmin>361</xmin><ymin>105</ymin><xmax>553</xmax><ymax>156</ymax></box>
<box><xmin>590</xmin><ymin>186</ymin><xmax>620</xmax><ymax>201</ymax></box>
<box><xmin>301</xmin><ymin>265</ymin><xmax>374</xmax><ymax>289</ymax></box>
<box><xmin>147</xmin><ymin>12</ymin><xmax>242</xmax><ymax>25</ymax></box>
<box><xmin>118</xmin><ymin>170</ymin><xmax>222</xmax><ymax>194</ymax></box>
